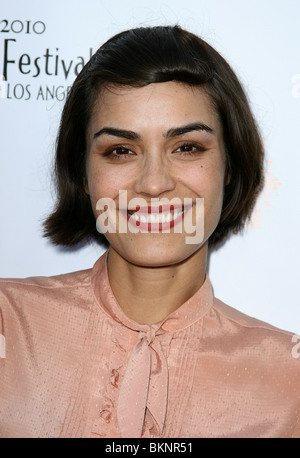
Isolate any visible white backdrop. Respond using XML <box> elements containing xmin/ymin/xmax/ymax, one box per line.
<box><xmin>0</xmin><ymin>0</ymin><xmax>299</xmax><ymax>333</ymax></box>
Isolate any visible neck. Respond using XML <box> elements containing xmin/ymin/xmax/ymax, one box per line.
<box><xmin>107</xmin><ymin>246</ymin><xmax>207</xmax><ymax>325</ymax></box>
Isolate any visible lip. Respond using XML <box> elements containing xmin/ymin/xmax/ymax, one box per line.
<box><xmin>119</xmin><ymin>204</ymin><xmax>191</xmax><ymax>232</ymax></box>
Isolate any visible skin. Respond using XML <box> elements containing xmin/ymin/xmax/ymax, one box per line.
<box><xmin>85</xmin><ymin>82</ymin><xmax>227</xmax><ymax>324</ymax></box>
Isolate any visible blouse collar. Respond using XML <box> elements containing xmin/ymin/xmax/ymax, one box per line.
<box><xmin>91</xmin><ymin>250</ymin><xmax>214</xmax><ymax>334</ymax></box>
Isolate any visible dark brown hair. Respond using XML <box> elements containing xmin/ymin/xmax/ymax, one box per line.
<box><xmin>43</xmin><ymin>25</ymin><xmax>264</xmax><ymax>248</ymax></box>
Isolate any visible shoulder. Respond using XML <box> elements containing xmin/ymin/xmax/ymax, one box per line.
<box><xmin>213</xmin><ymin>296</ymin><xmax>297</xmax><ymax>335</ymax></box>
<box><xmin>211</xmin><ymin>296</ymin><xmax>300</xmax><ymax>366</ymax></box>
<box><xmin>0</xmin><ymin>267</ymin><xmax>92</xmax><ymax>291</ymax></box>
<box><xmin>0</xmin><ymin>267</ymin><xmax>93</xmax><ymax>303</ymax></box>
<box><xmin>0</xmin><ymin>265</ymin><xmax>102</xmax><ymax>378</ymax></box>
<box><xmin>0</xmin><ymin>252</ymin><xmax>109</xmax><ymax>337</ymax></box>
<box><xmin>0</xmin><ymin>267</ymin><xmax>94</xmax><ymax>333</ymax></box>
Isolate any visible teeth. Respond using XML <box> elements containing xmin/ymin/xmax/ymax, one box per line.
<box><xmin>129</xmin><ymin>210</ymin><xmax>183</xmax><ymax>223</ymax></box>
<box><xmin>165</xmin><ymin>213</ymin><xmax>171</xmax><ymax>223</ymax></box>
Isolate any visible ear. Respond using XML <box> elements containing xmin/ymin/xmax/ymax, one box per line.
<box><xmin>225</xmin><ymin>171</ymin><xmax>231</xmax><ymax>186</ymax></box>
<box><xmin>224</xmin><ymin>162</ymin><xmax>231</xmax><ymax>186</ymax></box>
<box><xmin>83</xmin><ymin>177</ymin><xmax>90</xmax><ymax>195</ymax></box>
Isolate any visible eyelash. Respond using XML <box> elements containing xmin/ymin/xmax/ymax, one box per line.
<box><xmin>103</xmin><ymin>142</ymin><xmax>206</xmax><ymax>160</ymax></box>
<box><xmin>175</xmin><ymin>143</ymin><xmax>206</xmax><ymax>156</ymax></box>
<box><xmin>103</xmin><ymin>145</ymin><xmax>135</xmax><ymax>160</ymax></box>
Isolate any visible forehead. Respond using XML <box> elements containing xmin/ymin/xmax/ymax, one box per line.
<box><xmin>88</xmin><ymin>82</ymin><xmax>221</xmax><ymax>136</ymax></box>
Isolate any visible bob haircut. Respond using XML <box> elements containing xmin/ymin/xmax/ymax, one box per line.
<box><xmin>43</xmin><ymin>25</ymin><xmax>264</xmax><ymax>248</ymax></box>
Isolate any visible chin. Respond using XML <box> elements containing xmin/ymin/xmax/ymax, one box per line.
<box><xmin>122</xmin><ymin>242</ymin><xmax>203</xmax><ymax>268</ymax></box>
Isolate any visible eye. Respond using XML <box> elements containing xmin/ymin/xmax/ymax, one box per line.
<box><xmin>173</xmin><ymin>143</ymin><xmax>206</xmax><ymax>157</ymax></box>
<box><xmin>104</xmin><ymin>145</ymin><xmax>135</xmax><ymax>160</ymax></box>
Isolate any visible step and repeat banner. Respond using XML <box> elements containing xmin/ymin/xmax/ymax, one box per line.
<box><xmin>0</xmin><ymin>0</ymin><xmax>299</xmax><ymax>333</ymax></box>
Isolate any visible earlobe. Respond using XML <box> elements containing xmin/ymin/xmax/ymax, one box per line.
<box><xmin>83</xmin><ymin>177</ymin><xmax>90</xmax><ymax>195</ymax></box>
<box><xmin>224</xmin><ymin>163</ymin><xmax>231</xmax><ymax>186</ymax></box>
<box><xmin>225</xmin><ymin>172</ymin><xmax>231</xmax><ymax>186</ymax></box>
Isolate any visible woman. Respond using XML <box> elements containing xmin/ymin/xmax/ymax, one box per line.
<box><xmin>0</xmin><ymin>25</ymin><xmax>299</xmax><ymax>438</ymax></box>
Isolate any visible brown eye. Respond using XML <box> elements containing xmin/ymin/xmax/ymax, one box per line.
<box><xmin>174</xmin><ymin>143</ymin><xmax>205</xmax><ymax>156</ymax></box>
<box><xmin>113</xmin><ymin>146</ymin><xmax>131</xmax><ymax>155</ymax></box>
<box><xmin>103</xmin><ymin>145</ymin><xmax>136</xmax><ymax>160</ymax></box>
<box><xmin>179</xmin><ymin>144</ymin><xmax>196</xmax><ymax>153</ymax></box>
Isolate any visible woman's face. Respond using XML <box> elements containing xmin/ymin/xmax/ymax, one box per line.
<box><xmin>85</xmin><ymin>82</ymin><xmax>227</xmax><ymax>267</ymax></box>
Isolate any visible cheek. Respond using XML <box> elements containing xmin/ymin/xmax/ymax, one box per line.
<box><xmin>203</xmin><ymin>168</ymin><xmax>226</xmax><ymax>231</ymax></box>
<box><xmin>183</xmin><ymin>162</ymin><xmax>225</xmax><ymax>227</ymax></box>
<box><xmin>87</xmin><ymin>165</ymin><xmax>122</xmax><ymax>200</ymax></box>
<box><xmin>204</xmin><ymin>168</ymin><xmax>226</xmax><ymax>214</ymax></box>
<box><xmin>181</xmin><ymin>159</ymin><xmax>225</xmax><ymax>197</ymax></box>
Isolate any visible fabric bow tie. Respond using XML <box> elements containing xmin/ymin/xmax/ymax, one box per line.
<box><xmin>117</xmin><ymin>328</ymin><xmax>168</xmax><ymax>438</ymax></box>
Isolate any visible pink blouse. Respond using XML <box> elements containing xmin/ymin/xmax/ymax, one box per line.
<box><xmin>0</xmin><ymin>251</ymin><xmax>299</xmax><ymax>438</ymax></box>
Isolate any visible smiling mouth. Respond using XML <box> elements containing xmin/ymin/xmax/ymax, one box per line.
<box><xmin>121</xmin><ymin>205</ymin><xmax>190</xmax><ymax>231</ymax></box>
<box><xmin>128</xmin><ymin>207</ymin><xmax>183</xmax><ymax>224</ymax></box>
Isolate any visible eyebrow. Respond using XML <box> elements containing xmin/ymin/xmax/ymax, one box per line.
<box><xmin>166</xmin><ymin>122</ymin><xmax>215</xmax><ymax>138</ymax></box>
<box><xmin>93</xmin><ymin>127</ymin><xmax>139</xmax><ymax>140</ymax></box>
<box><xmin>93</xmin><ymin>122</ymin><xmax>215</xmax><ymax>141</ymax></box>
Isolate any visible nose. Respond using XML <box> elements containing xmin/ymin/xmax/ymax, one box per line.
<box><xmin>133</xmin><ymin>152</ymin><xmax>176</xmax><ymax>197</ymax></box>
